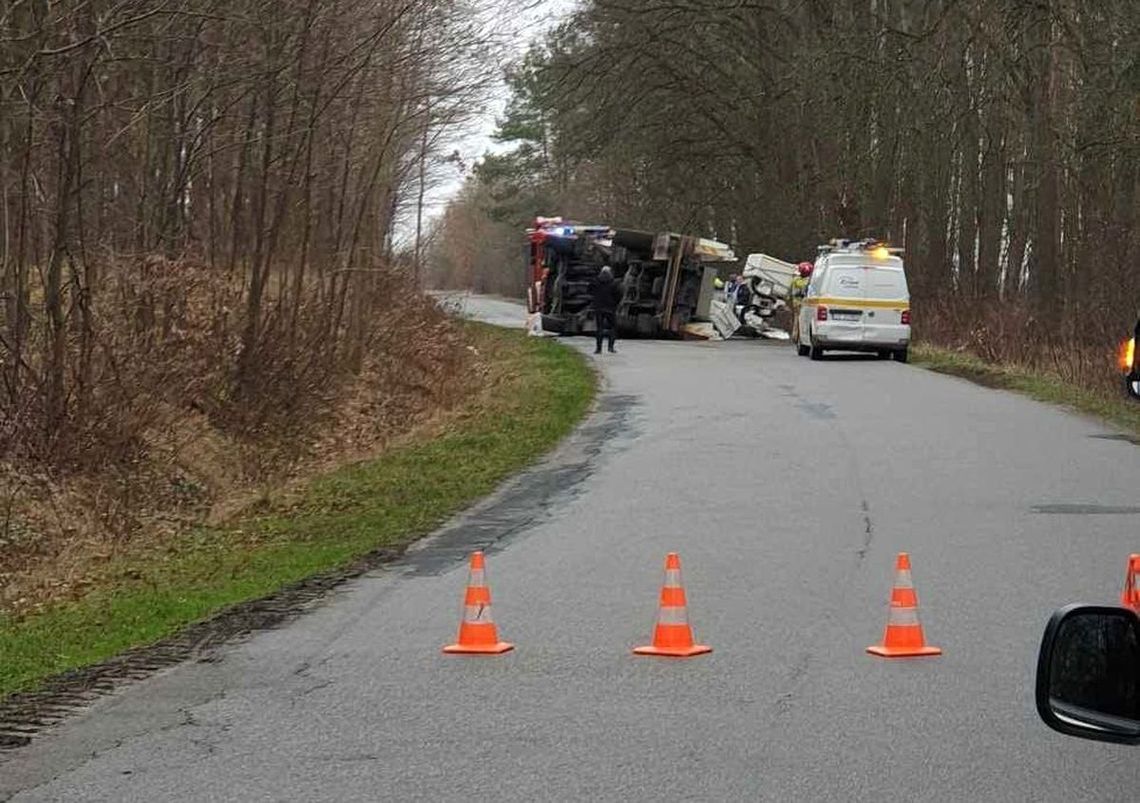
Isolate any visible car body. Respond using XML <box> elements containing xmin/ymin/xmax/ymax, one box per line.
<box><xmin>1123</xmin><ymin>318</ymin><xmax>1139</xmax><ymax>400</ymax></box>
<box><xmin>795</xmin><ymin>240</ymin><xmax>910</xmax><ymax>362</ymax></box>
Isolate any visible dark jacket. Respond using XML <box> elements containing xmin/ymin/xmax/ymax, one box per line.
<box><xmin>590</xmin><ymin>273</ymin><xmax>622</xmax><ymax>313</ymax></box>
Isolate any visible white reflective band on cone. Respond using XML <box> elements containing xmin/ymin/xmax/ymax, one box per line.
<box><xmin>887</xmin><ymin>605</ymin><xmax>920</xmax><ymax>626</ymax></box>
<box><xmin>664</xmin><ymin>569</ymin><xmax>682</xmax><ymax>588</ymax></box>
<box><xmin>469</xmin><ymin>569</ymin><xmax>486</xmax><ymax>587</ymax></box>
<box><xmin>463</xmin><ymin>605</ymin><xmax>493</xmax><ymax>623</ymax></box>
<box><xmin>657</xmin><ymin>606</ymin><xmax>690</xmax><ymax>625</ymax></box>
<box><xmin>895</xmin><ymin>570</ymin><xmax>913</xmax><ymax>589</ymax></box>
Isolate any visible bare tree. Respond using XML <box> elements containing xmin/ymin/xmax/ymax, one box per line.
<box><xmin>0</xmin><ymin>0</ymin><xmax>502</xmax><ymax>469</ymax></box>
<box><xmin>434</xmin><ymin>0</ymin><xmax>1140</xmax><ymax>386</ymax></box>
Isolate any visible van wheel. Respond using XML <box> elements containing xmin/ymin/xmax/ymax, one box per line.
<box><xmin>893</xmin><ymin>348</ymin><xmax>909</xmax><ymax>364</ymax></box>
<box><xmin>797</xmin><ymin>342</ymin><xmax>810</xmax><ymax>357</ymax></box>
<box><xmin>809</xmin><ymin>340</ymin><xmax>824</xmax><ymax>361</ymax></box>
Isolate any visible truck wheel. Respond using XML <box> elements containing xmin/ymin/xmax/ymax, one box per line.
<box><xmin>797</xmin><ymin>342</ymin><xmax>810</xmax><ymax>357</ymax></box>
<box><xmin>893</xmin><ymin>348</ymin><xmax>909</xmax><ymax>364</ymax></box>
<box><xmin>809</xmin><ymin>339</ymin><xmax>824</xmax><ymax>361</ymax></box>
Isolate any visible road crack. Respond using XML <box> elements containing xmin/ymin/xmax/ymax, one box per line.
<box><xmin>856</xmin><ymin>500</ymin><xmax>874</xmax><ymax>562</ymax></box>
<box><xmin>769</xmin><ymin>651</ymin><xmax>813</xmax><ymax>717</ymax></box>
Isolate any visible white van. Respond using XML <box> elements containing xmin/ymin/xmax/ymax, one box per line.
<box><xmin>795</xmin><ymin>240</ymin><xmax>910</xmax><ymax>362</ymax></box>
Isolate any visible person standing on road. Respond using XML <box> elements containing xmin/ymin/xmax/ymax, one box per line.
<box><xmin>790</xmin><ymin>262</ymin><xmax>813</xmax><ymax>343</ymax></box>
<box><xmin>590</xmin><ymin>265</ymin><xmax>622</xmax><ymax>355</ymax></box>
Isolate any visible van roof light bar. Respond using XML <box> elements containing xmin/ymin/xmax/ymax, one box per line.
<box><xmin>816</xmin><ymin>239</ymin><xmax>903</xmax><ymax>256</ymax></box>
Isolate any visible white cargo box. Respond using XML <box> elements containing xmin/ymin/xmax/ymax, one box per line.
<box><xmin>742</xmin><ymin>254</ymin><xmax>797</xmax><ymax>301</ymax></box>
<box><xmin>709</xmin><ymin>300</ymin><xmax>741</xmax><ymax>340</ymax></box>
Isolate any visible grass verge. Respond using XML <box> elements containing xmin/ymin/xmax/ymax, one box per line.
<box><xmin>0</xmin><ymin>324</ymin><xmax>595</xmax><ymax>697</ymax></box>
<box><xmin>912</xmin><ymin>342</ymin><xmax>1140</xmax><ymax>438</ymax></box>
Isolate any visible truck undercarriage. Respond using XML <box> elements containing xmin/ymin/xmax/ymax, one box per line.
<box><xmin>526</xmin><ymin>218</ymin><xmax>732</xmax><ymax>338</ymax></box>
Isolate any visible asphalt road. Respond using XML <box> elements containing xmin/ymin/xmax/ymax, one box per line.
<box><xmin>4</xmin><ymin>296</ymin><xmax>1140</xmax><ymax>801</ymax></box>
<box><xmin>432</xmin><ymin>291</ymin><xmax>531</xmax><ymax>329</ymax></box>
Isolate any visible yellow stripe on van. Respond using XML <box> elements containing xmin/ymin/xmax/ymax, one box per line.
<box><xmin>803</xmin><ymin>297</ymin><xmax>909</xmax><ymax>310</ymax></box>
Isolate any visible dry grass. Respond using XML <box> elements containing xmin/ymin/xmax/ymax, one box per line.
<box><xmin>0</xmin><ymin>325</ymin><xmax>595</xmax><ymax>695</ymax></box>
<box><xmin>915</xmin><ymin>297</ymin><xmax>1128</xmax><ymax>394</ymax></box>
<box><xmin>0</xmin><ymin>277</ymin><xmax>477</xmax><ymax>618</ymax></box>
<box><xmin>912</xmin><ymin>342</ymin><xmax>1140</xmax><ymax>438</ymax></box>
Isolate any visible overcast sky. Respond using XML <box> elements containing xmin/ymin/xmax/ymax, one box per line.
<box><xmin>465</xmin><ymin>0</ymin><xmax>578</xmax><ymax>159</ymax></box>
<box><xmin>396</xmin><ymin>0</ymin><xmax>578</xmax><ymax>243</ymax></box>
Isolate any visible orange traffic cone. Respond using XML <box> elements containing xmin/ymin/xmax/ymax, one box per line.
<box><xmin>1122</xmin><ymin>554</ymin><xmax>1140</xmax><ymax>610</ymax></box>
<box><xmin>866</xmin><ymin>552</ymin><xmax>941</xmax><ymax>658</ymax></box>
<box><xmin>634</xmin><ymin>552</ymin><xmax>712</xmax><ymax>658</ymax></box>
<box><xmin>443</xmin><ymin>552</ymin><xmax>513</xmax><ymax>655</ymax></box>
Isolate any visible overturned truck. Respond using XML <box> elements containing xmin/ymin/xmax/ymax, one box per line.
<box><xmin>525</xmin><ymin>218</ymin><xmax>735</xmax><ymax>337</ymax></box>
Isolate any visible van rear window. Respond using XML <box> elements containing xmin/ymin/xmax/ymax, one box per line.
<box><xmin>825</xmin><ymin>268</ymin><xmax>863</xmax><ymax>298</ymax></box>
<box><xmin>865</xmin><ymin>267</ymin><xmax>908</xmax><ymax>299</ymax></box>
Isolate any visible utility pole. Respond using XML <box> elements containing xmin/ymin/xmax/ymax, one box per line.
<box><xmin>413</xmin><ymin>100</ymin><xmax>430</xmax><ymax>286</ymax></box>
<box><xmin>412</xmin><ymin>14</ymin><xmax>431</xmax><ymax>287</ymax></box>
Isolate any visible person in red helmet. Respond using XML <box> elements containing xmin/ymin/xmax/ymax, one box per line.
<box><xmin>790</xmin><ymin>261</ymin><xmax>814</xmax><ymax>343</ymax></box>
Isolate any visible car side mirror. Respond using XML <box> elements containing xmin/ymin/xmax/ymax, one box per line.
<box><xmin>1036</xmin><ymin>604</ymin><xmax>1140</xmax><ymax>743</ymax></box>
